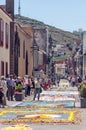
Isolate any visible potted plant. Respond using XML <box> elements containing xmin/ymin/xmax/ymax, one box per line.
<box><xmin>15</xmin><ymin>84</ymin><xmax>22</xmax><ymax>92</ymax></box>
<box><xmin>14</xmin><ymin>84</ymin><xmax>23</xmax><ymax>101</ymax></box>
<box><xmin>78</xmin><ymin>82</ymin><xmax>86</xmax><ymax>97</ymax></box>
<box><xmin>78</xmin><ymin>82</ymin><xmax>86</xmax><ymax>108</ymax></box>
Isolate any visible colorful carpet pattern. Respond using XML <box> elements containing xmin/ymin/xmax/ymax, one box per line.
<box><xmin>0</xmin><ymin>85</ymin><xmax>81</xmax><ymax>126</ymax></box>
<box><xmin>1</xmin><ymin>124</ymin><xmax>32</xmax><ymax>130</ymax></box>
<box><xmin>0</xmin><ymin>109</ymin><xmax>81</xmax><ymax>124</ymax></box>
<box><xmin>18</xmin><ymin>101</ymin><xmax>75</xmax><ymax>108</ymax></box>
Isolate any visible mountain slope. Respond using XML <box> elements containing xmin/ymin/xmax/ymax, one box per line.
<box><xmin>15</xmin><ymin>15</ymin><xmax>80</xmax><ymax>45</ymax></box>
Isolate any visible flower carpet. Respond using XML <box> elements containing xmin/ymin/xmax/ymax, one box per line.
<box><xmin>2</xmin><ymin>124</ymin><xmax>32</xmax><ymax>130</ymax></box>
<box><xmin>0</xmin><ymin>108</ymin><xmax>81</xmax><ymax>125</ymax></box>
<box><xmin>40</xmin><ymin>90</ymin><xmax>80</xmax><ymax>103</ymax></box>
<box><xmin>0</xmin><ymin>83</ymin><xmax>81</xmax><ymax>127</ymax></box>
<box><xmin>18</xmin><ymin>101</ymin><xmax>75</xmax><ymax>108</ymax></box>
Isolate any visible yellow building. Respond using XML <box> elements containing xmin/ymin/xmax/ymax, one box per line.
<box><xmin>0</xmin><ymin>6</ymin><xmax>12</xmax><ymax>76</ymax></box>
<box><xmin>0</xmin><ymin>0</ymin><xmax>34</xmax><ymax>77</ymax></box>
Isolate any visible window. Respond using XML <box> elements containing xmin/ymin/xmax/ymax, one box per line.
<box><xmin>23</xmin><ymin>40</ymin><xmax>25</xmax><ymax>58</ymax></box>
<box><xmin>1</xmin><ymin>61</ymin><xmax>4</xmax><ymax>75</ymax></box>
<box><xmin>0</xmin><ymin>19</ymin><xmax>4</xmax><ymax>46</ymax></box>
<box><xmin>18</xmin><ymin>38</ymin><xmax>20</xmax><ymax>57</ymax></box>
<box><xmin>5</xmin><ymin>23</ymin><xmax>9</xmax><ymax>48</ymax></box>
<box><xmin>6</xmin><ymin>62</ymin><xmax>8</xmax><ymax>76</ymax></box>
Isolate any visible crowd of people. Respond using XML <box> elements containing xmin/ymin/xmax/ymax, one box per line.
<box><xmin>0</xmin><ymin>74</ymin><xmax>52</xmax><ymax>108</ymax></box>
<box><xmin>0</xmin><ymin>73</ymin><xmax>85</xmax><ymax>108</ymax></box>
<box><xmin>67</xmin><ymin>75</ymin><xmax>82</xmax><ymax>87</ymax></box>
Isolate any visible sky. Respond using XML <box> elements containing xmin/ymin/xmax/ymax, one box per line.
<box><xmin>0</xmin><ymin>0</ymin><xmax>86</xmax><ymax>32</ymax></box>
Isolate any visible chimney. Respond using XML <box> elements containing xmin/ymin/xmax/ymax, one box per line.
<box><xmin>6</xmin><ymin>0</ymin><xmax>14</xmax><ymax>20</ymax></box>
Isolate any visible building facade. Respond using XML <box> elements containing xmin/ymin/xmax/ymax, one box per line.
<box><xmin>83</xmin><ymin>31</ymin><xmax>86</xmax><ymax>78</ymax></box>
<box><xmin>14</xmin><ymin>24</ymin><xmax>33</xmax><ymax>77</ymax></box>
<box><xmin>34</xmin><ymin>28</ymin><xmax>47</xmax><ymax>71</ymax></box>
<box><xmin>0</xmin><ymin>0</ymin><xmax>34</xmax><ymax>77</ymax></box>
<box><xmin>0</xmin><ymin>7</ymin><xmax>12</xmax><ymax>76</ymax></box>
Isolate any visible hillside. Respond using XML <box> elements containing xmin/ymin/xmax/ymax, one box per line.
<box><xmin>15</xmin><ymin>15</ymin><xmax>80</xmax><ymax>45</ymax></box>
<box><xmin>15</xmin><ymin>15</ymin><xmax>80</xmax><ymax>58</ymax></box>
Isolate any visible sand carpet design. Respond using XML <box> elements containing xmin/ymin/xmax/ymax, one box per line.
<box><xmin>17</xmin><ymin>101</ymin><xmax>75</xmax><ymax>108</ymax></box>
<box><xmin>0</xmin><ymin>108</ymin><xmax>81</xmax><ymax>124</ymax></box>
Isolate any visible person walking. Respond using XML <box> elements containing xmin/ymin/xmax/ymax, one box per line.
<box><xmin>0</xmin><ymin>76</ymin><xmax>7</xmax><ymax>105</ymax></box>
<box><xmin>31</xmin><ymin>77</ymin><xmax>35</xmax><ymax>95</ymax></box>
<box><xmin>24</xmin><ymin>76</ymin><xmax>29</xmax><ymax>97</ymax></box>
<box><xmin>33</xmin><ymin>78</ymin><xmax>41</xmax><ymax>101</ymax></box>
<box><xmin>71</xmin><ymin>76</ymin><xmax>76</xmax><ymax>87</ymax></box>
<box><xmin>27</xmin><ymin>76</ymin><xmax>31</xmax><ymax>96</ymax></box>
<box><xmin>6</xmin><ymin>75</ymin><xmax>15</xmax><ymax>101</ymax></box>
<box><xmin>0</xmin><ymin>87</ymin><xmax>5</xmax><ymax>108</ymax></box>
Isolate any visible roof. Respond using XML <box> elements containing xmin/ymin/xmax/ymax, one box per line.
<box><xmin>0</xmin><ymin>6</ymin><xmax>12</xmax><ymax>20</ymax></box>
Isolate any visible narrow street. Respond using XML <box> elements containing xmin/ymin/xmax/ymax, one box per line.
<box><xmin>0</xmin><ymin>1</ymin><xmax>86</xmax><ymax>130</ymax></box>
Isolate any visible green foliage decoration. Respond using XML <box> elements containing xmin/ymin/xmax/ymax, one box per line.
<box><xmin>15</xmin><ymin>84</ymin><xmax>22</xmax><ymax>92</ymax></box>
<box><xmin>78</xmin><ymin>82</ymin><xmax>86</xmax><ymax>98</ymax></box>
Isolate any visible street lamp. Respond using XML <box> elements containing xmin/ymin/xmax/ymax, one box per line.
<box><xmin>48</xmin><ymin>35</ymin><xmax>55</xmax><ymax>83</ymax></box>
<box><xmin>31</xmin><ymin>38</ymin><xmax>39</xmax><ymax>74</ymax></box>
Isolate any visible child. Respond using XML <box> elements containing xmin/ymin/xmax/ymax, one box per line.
<box><xmin>0</xmin><ymin>87</ymin><xmax>5</xmax><ymax>108</ymax></box>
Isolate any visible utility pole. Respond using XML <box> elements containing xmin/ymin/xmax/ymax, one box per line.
<box><xmin>48</xmin><ymin>35</ymin><xmax>55</xmax><ymax>82</ymax></box>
